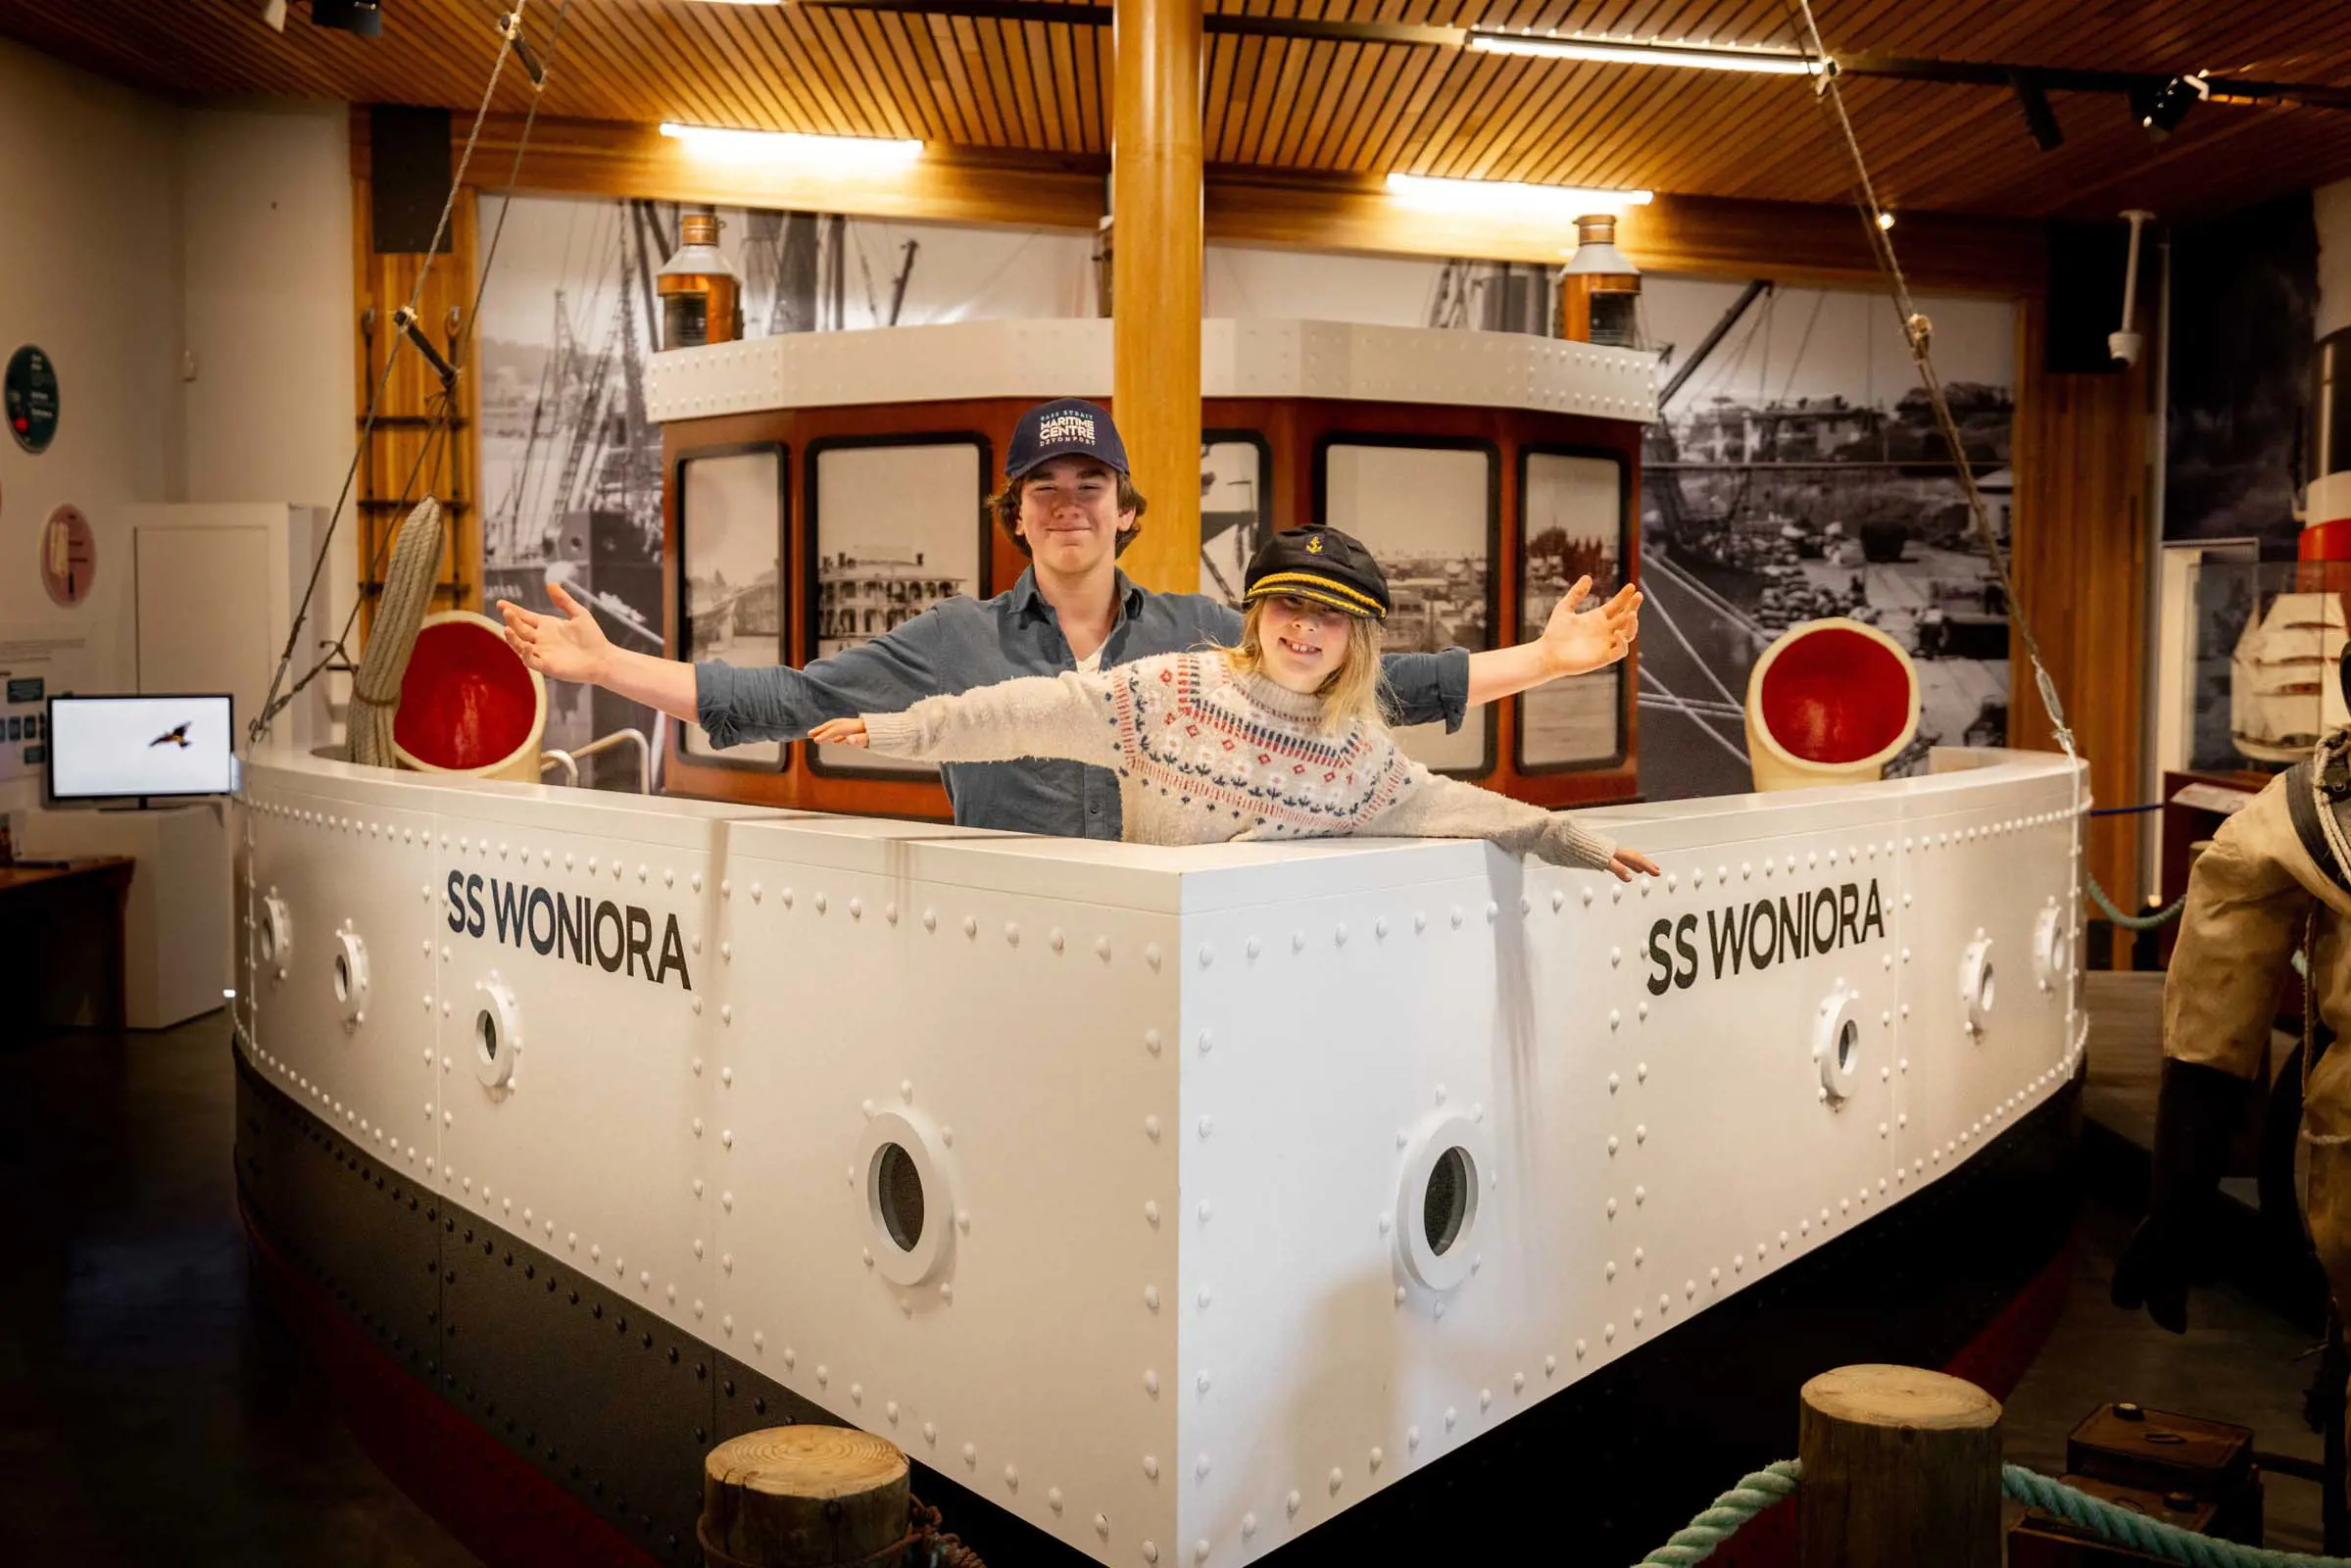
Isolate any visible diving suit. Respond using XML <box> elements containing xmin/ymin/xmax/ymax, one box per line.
<box><xmin>2116</xmin><ymin>673</ymin><xmax>2351</xmax><ymax>1334</ymax></box>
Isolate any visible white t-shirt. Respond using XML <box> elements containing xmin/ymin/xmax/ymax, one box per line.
<box><xmin>1074</xmin><ymin>647</ymin><xmax>1103</xmax><ymax>674</ymax></box>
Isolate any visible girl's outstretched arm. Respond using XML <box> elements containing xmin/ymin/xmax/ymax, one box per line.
<box><xmin>1356</xmin><ymin>759</ymin><xmax>1659</xmax><ymax>880</ymax></box>
<box><xmin>810</xmin><ymin>667</ymin><xmax>1124</xmax><ymax>769</ymax></box>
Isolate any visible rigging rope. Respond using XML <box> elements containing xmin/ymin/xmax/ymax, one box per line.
<box><xmin>250</xmin><ymin>0</ymin><xmax>572</xmax><ymax>749</ymax></box>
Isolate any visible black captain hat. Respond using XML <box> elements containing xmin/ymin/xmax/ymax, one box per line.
<box><xmin>1244</xmin><ymin>525</ymin><xmax>1392</xmax><ymax>621</ymax></box>
<box><xmin>1006</xmin><ymin>398</ymin><xmax>1129</xmax><ymax>479</ymax></box>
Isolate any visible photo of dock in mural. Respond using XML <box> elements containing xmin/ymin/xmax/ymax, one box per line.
<box><xmin>1634</xmin><ymin>279</ymin><xmax>2016</xmax><ymax>799</ymax></box>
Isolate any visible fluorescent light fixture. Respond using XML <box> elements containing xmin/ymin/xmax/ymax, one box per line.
<box><xmin>659</xmin><ymin>122</ymin><xmax>923</xmax><ymax>169</ymax></box>
<box><xmin>1467</xmin><ymin>32</ymin><xmax>1825</xmax><ymax>75</ymax></box>
<box><xmin>1386</xmin><ymin>172</ymin><xmax>1653</xmax><ymax>221</ymax></box>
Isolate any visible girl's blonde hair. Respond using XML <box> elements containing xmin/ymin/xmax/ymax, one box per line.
<box><xmin>1222</xmin><ymin>599</ymin><xmax>1389</xmax><ymax>735</ymax></box>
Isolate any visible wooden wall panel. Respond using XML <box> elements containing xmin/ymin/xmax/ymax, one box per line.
<box><xmin>350</xmin><ymin>112</ymin><xmax>482</xmax><ymax>638</ymax></box>
<box><xmin>2008</xmin><ymin>296</ymin><xmax>2149</xmax><ymax>947</ymax></box>
<box><xmin>472</xmin><ymin>112</ymin><xmax>2045</xmax><ymax>294</ymax></box>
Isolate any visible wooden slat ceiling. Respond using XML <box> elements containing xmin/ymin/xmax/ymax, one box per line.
<box><xmin>8</xmin><ymin>0</ymin><xmax>2351</xmax><ymax>220</ymax></box>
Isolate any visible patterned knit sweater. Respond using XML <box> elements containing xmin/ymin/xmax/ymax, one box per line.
<box><xmin>860</xmin><ymin>652</ymin><xmax>1620</xmax><ymax>869</ymax></box>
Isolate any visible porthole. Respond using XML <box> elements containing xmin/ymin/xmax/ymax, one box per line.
<box><xmin>473</xmin><ymin>974</ymin><xmax>521</xmax><ymax>1091</ymax></box>
<box><xmin>857</xmin><ymin>1108</ymin><xmax>955</xmax><ymax>1287</ymax></box>
<box><xmin>1396</xmin><ymin>1111</ymin><xmax>1492</xmax><ymax>1293</ymax></box>
<box><xmin>876</xmin><ymin>1142</ymin><xmax>926</xmax><ymax>1251</ymax></box>
<box><xmin>1816</xmin><ymin>983</ymin><xmax>1863</xmax><ymax>1106</ymax></box>
<box><xmin>2033</xmin><ymin>901</ymin><xmax>2072</xmax><ymax>993</ymax></box>
<box><xmin>1423</xmin><ymin>1146</ymin><xmax>1473</xmax><ymax>1257</ymax></box>
<box><xmin>260</xmin><ymin>891</ymin><xmax>292</xmax><ymax>977</ymax></box>
<box><xmin>1961</xmin><ymin>935</ymin><xmax>1995</xmax><ymax>1036</ymax></box>
<box><xmin>333</xmin><ymin>925</ymin><xmax>369</xmax><ymax>1030</ymax></box>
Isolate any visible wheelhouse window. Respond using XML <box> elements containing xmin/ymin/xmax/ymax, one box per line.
<box><xmin>678</xmin><ymin>446</ymin><xmax>786</xmax><ymax>766</ymax></box>
<box><xmin>808</xmin><ymin>437</ymin><xmax>989</xmax><ymax>777</ymax></box>
<box><xmin>1317</xmin><ymin>438</ymin><xmax>1497</xmax><ymax>774</ymax></box>
<box><xmin>1519</xmin><ymin>450</ymin><xmax>1630</xmax><ymax>770</ymax></box>
<box><xmin>1198</xmin><ymin>433</ymin><xmax>1271</xmax><ymax>607</ymax></box>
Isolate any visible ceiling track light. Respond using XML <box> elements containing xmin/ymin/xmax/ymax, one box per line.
<box><xmin>2131</xmin><ymin>72</ymin><xmax>2206</xmax><ymax>142</ymax></box>
<box><xmin>1465</xmin><ymin>30</ymin><xmax>1826</xmax><ymax>75</ymax></box>
<box><xmin>2008</xmin><ymin>70</ymin><xmax>2063</xmax><ymax>151</ymax></box>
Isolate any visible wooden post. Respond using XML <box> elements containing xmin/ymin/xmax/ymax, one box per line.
<box><xmin>1797</xmin><ymin>1364</ymin><xmax>2003</xmax><ymax>1567</ymax></box>
<box><xmin>699</xmin><ymin>1427</ymin><xmax>910</xmax><ymax>1566</ymax></box>
<box><xmin>1109</xmin><ymin>0</ymin><xmax>1202</xmax><ymax>594</ymax></box>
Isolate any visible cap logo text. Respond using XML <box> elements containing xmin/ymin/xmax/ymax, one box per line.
<box><xmin>1038</xmin><ymin>412</ymin><xmax>1097</xmax><ymax>445</ymax></box>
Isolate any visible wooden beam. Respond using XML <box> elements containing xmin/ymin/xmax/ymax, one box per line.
<box><xmin>1108</xmin><ymin>0</ymin><xmax>1201</xmax><ymax>593</ymax></box>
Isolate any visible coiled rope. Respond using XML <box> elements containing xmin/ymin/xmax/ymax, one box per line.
<box><xmin>1635</xmin><ymin>1460</ymin><xmax>2351</xmax><ymax>1567</ymax></box>
<box><xmin>345</xmin><ymin>497</ymin><xmax>445</xmax><ymax>766</ymax></box>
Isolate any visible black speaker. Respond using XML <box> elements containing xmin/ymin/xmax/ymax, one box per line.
<box><xmin>313</xmin><ymin>0</ymin><xmax>383</xmax><ymax>37</ymax></box>
<box><xmin>369</xmin><ymin>105</ymin><xmax>453</xmax><ymax>256</ymax></box>
<box><xmin>2044</xmin><ymin>220</ymin><xmax>2133</xmax><ymax>374</ymax></box>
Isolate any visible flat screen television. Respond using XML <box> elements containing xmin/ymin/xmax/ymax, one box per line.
<box><xmin>46</xmin><ymin>694</ymin><xmax>237</xmax><ymax>804</ymax></box>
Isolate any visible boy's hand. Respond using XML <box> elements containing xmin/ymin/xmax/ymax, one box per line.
<box><xmin>809</xmin><ymin>717</ymin><xmax>870</xmax><ymax>748</ymax></box>
<box><xmin>1607</xmin><ymin>848</ymin><xmax>1661</xmax><ymax>883</ymax></box>
<box><xmin>1538</xmin><ymin>578</ymin><xmax>1642</xmax><ymax>678</ymax></box>
<box><xmin>499</xmin><ymin>582</ymin><xmax>612</xmax><ymax>685</ymax></box>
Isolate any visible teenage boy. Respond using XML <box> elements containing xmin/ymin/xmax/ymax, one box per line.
<box><xmin>497</xmin><ymin>397</ymin><xmax>1640</xmax><ymax>838</ymax></box>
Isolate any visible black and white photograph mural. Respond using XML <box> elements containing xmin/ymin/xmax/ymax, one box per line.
<box><xmin>1635</xmin><ymin>280</ymin><xmax>2016</xmax><ymax>799</ymax></box>
<box><xmin>474</xmin><ymin>192</ymin><xmax>1092</xmax><ymax>784</ymax></box>
<box><xmin>480</xmin><ymin>203</ymin><xmax>2013</xmax><ymax>796</ymax></box>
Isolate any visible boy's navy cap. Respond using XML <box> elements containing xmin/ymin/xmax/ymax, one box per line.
<box><xmin>1245</xmin><ymin>525</ymin><xmax>1392</xmax><ymax>620</ymax></box>
<box><xmin>1006</xmin><ymin>398</ymin><xmax>1129</xmax><ymax>479</ymax></box>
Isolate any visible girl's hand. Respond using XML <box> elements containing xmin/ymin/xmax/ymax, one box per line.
<box><xmin>499</xmin><ymin>581</ymin><xmax>612</xmax><ymax>685</ymax></box>
<box><xmin>1607</xmin><ymin>848</ymin><xmax>1661</xmax><ymax>883</ymax></box>
<box><xmin>809</xmin><ymin>717</ymin><xmax>870</xmax><ymax>748</ymax></box>
<box><xmin>1538</xmin><ymin>578</ymin><xmax>1643</xmax><ymax>678</ymax></box>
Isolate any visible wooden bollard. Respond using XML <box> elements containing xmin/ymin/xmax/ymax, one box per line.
<box><xmin>1797</xmin><ymin>1364</ymin><xmax>2002</xmax><ymax>1568</ymax></box>
<box><xmin>700</xmin><ymin>1426</ymin><xmax>911</xmax><ymax>1566</ymax></box>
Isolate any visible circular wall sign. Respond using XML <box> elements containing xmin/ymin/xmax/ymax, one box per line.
<box><xmin>40</xmin><ymin>504</ymin><xmax>95</xmax><ymax>607</ymax></box>
<box><xmin>5</xmin><ymin>345</ymin><xmax>60</xmax><ymax>454</ymax></box>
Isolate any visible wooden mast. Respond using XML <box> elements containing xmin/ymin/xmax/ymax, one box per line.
<box><xmin>1109</xmin><ymin>0</ymin><xmax>1202</xmax><ymax>594</ymax></box>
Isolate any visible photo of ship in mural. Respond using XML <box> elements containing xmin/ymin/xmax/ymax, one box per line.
<box><xmin>1634</xmin><ymin>280</ymin><xmax>2017</xmax><ymax>799</ymax></box>
<box><xmin>475</xmin><ymin>192</ymin><xmax>1095</xmax><ymax>787</ymax></box>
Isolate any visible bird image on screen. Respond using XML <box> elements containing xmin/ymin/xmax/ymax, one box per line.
<box><xmin>46</xmin><ymin>695</ymin><xmax>235</xmax><ymax>803</ymax></box>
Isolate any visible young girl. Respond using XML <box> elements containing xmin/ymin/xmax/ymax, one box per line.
<box><xmin>811</xmin><ymin>524</ymin><xmax>1660</xmax><ymax>881</ymax></box>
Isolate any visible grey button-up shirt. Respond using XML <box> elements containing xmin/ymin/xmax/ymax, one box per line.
<box><xmin>696</xmin><ymin>568</ymin><xmax>1470</xmax><ymax>840</ymax></box>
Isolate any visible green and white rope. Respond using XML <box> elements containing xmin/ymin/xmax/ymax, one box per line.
<box><xmin>1632</xmin><ymin>1459</ymin><xmax>2351</xmax><ymax>1567</ymax></box>
<box><xmin>1634</xmin><ymin>1460</ymin><xmax>1801</xmax><ymax>1566</ymax></box>
<box><xmin>2086</xmin><ymin>872</ymin><xmax>2186</xmax><ymax>932</ymax></box>
<box><xmin>2001</xmin><ymin>1464</ymin><xmax>2345</xmax><ymax>1567</ymax></box>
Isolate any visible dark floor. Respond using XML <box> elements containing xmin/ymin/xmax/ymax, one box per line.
<box><xmin>0</xmin><ymin>1012</ymin><xmax>479</xmax><ymax>1568</ymax></box>
<box><xmin>0</xmin><ymin>1004</ymin><xmax>2335</xmax><ymax>1564</ymax></box>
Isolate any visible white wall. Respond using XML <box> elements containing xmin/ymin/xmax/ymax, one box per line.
<box><xmin>179</xmin><ymin>99</ymin><xmax>358</xmax><ymax>721</ymax></box>
<box><xmin>0</xmin><ymin>37</ymin><xmax>187</xmax><ymax>811</ymax></box>
<box><xmin>0</xmin><ymin>44</ymin><xmax>359</xmax><ymax>817</ymax></box>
